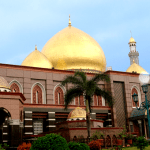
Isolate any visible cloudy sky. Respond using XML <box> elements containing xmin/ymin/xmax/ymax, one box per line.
<box><xmin>0</xmin><ymin>0</ymin><xmax>150</xmax><ymax>73</ymax></box>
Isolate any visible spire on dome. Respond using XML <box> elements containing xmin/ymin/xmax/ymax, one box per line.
<box><xmin>68</xmin><ymin>14</ymin><xmax>71</xmax><ymax>26</ymax></box>
<box><xmin>35</xmin><ymin>45</ymin><xmax>37</xmax><ymax>50</ymax></box>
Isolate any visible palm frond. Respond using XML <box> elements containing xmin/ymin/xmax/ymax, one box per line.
<box><xmin>64</xmin><ymin>87</ymin><xmax>83</xmax><ymax>110</ymax></box>
<box><xmin>74</xmin><ymin>71</ymin><xmax>87</xmax><ymax>83</ymax></box>
<box><xmin>95</xmin><ymin>86</ymin><xmax>114</xmax><ymax>107</ymax></box>
<box><xmin>86</xmin><ymin>80</ymin><xmax>96</xmax><ymax>96</ymax></box>
<box><xmin>91</xmin><ymin>73</ymin><xmax>110</xmax><ymax>83</ymax></box>
<box><xmin>61</xmin><ymin>76</ymin><xmax>83</xmax><ymax>87</ymax></box>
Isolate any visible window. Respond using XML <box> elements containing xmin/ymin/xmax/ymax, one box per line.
<box><xmin>130</xmin><ymin>125</ymin><xmax>134</xmax><ymax>132</ymax></box>
<box><xmin>55</xmin><ymin>87</ymin><xmax>64</xmax><ymax>105</ymax></box>
<box><xmin>32</xmin><ymin>85</ymin><xmax>42</xmax><ymax>104</ymax></box>
<box><xmin>10</xmin><ymin>83</ymin><xmax>20</xmax><ymax>93</ymax></box>
<box><xmin>33</xmin><ymin>120</ymin><xmax>43</xmax><ymax>135</ymax></box>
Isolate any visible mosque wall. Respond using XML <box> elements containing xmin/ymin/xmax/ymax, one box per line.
<box><xmin>0</xmin><ymin>63</ymin><xmax>148</xmax><ymax>140</ymax></box>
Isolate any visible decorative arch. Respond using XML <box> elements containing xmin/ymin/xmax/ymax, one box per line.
<box><xmin>9</xmin><ymin>80</ymin><xmax>23</xmax><ymax>93</ymax></box>
<box><xmin>31</xmin><ymin>82</ymin><xmax>46</xmax><ymax>104</ymax></box>
<box><xmin>131</xmin><ymin>85</ymin><xmax>141</xmax><ymax>107</ymax></box>
<box><xmin>53</xmin><ymin>84</ymin><xmax>66</xmax><ymax>105</ymax></box>
<box><xmin>0</xmin><ymin>107</ymin><xmax>11</xmax><ymax>125</ymax></box>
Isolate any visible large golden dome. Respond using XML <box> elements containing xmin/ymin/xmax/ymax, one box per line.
<box><xmin>0</xmin><ymin>76</ymin><xmax>10</xmax><ymax>89</ymax></box>
<box><xmin>41</xmin><ymin>20</ymin><xmax>106</xmax><ymax>72</ymax></box>
<box><xmin>126</xmin><ymin>60</ymin><xmax>147</xmax><ymax>74</ymax></box>
<box><xmin>22</xmin><ymin>46</ymin><xmax>53</xmax><ymax>69</ymax></box>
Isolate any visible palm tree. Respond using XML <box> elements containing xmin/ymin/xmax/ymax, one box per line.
<box><xmin>61</xmin><ymin>71</ymin><xmax>113</xmax><ymax>140</ymax></box>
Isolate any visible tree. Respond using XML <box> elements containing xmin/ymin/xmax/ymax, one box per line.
<box><xmin>61</xmin><ymin>71</ymin><xmax>113</xmax><ymax>139</ymax></box>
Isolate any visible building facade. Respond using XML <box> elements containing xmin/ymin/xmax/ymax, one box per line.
<box><xmin>0</xmin><ymin>17</ymin><xmax>149</xmax><ymax>147</ymax></box>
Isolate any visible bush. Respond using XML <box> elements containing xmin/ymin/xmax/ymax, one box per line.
<box><xmin>133</xmin><ymin>136</ymin><xmax>149</xmax><ymax>150</ymax></box>
<box><xmin>88</xmin><ymin>140</ymin><xmax>101</xmax><ymax>150</ymax></box>
<box><xmin>0</xmin><ymin>143</ymin><xmax>9</xmax><ymax>150</ymax></box>
<box><xmin>68</xmin><ymin>142</ymin><xmax>90</xmax><ymax>150</ymax></box>
<box><xmin>30</xmin><ymin>133</ymin><xmax>69</xmax><ymax>150</ymax></box>
<box><xmin>91</xmin><ymin>130</ymin><xmax>104</xmax><ymax>139</ymax></box>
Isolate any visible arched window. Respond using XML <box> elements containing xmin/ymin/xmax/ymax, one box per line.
<box><xmin>10</xmin><ymin>83</ymin><xmax>20</xmax><ymax>93</ymax></box>
<box><xmin>32</xmin><ymin>85</ymin><xmax>42</xmax><ymax>104</ymax></box>
<box><xmin>79</xmin><ymin>95</ymin><xmax>84</xmax><ymax>105</ymax></box>
<box><xmin>55</xmin><ymin>87</ymin><xmax>64</xmax><ymax>105</ymax></box>
<box><xmin>9</xmin><ymin>80</ymin><xmax>23</xmax><ymax>93</ymax></box>
<box><xmin>75</xmin><ymin>97</ymin><xmax>78</xmax><ymax>105</ymax></box>
<box><xmin>131</xmin><ymin>86</ymin><xmax>140</xmax><ymax>107</ymax></box>
<box><xmin>53</xmin><ymin>84</ymin><xmax>66</xmax><ymax>105</ymax></box>
<box><xmin>94</xmin><ymin>95</ymin><xmax>102</xmax><ymax>106</ymax></box>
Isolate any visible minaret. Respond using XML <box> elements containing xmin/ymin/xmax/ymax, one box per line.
<box><xmin>128</xmin><ymin>36</ymin><xmax>139</xmax><ymax>65</ymax></box>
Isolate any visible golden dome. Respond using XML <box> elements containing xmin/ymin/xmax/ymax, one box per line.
<box><xmin>129</xmin><ymin>37</ymin><xmax>136</xmax><ymax>43</ymax></box>
<box><xmin>126</xmin><ymin>61</ymin><xmax>148</xmax><ymax>74</ymax></box>
<box><xmin>22</xmin><ymin>46</ymin><xmax>53</xmax><ymax>69</ymax></box>
<box><xmin>0</xmin><ymin>76</ymin><xmax>10</xmax><ymax>89</ymax></box>
<box><xmin>41</xmin><ymin>21</ymin><xmax>106</xmax><ymax>72</ymax></box>
<box><xmin>67</xmin><ymin>107</ymin><xmax>86</xmax><ymax>120</ymax></box>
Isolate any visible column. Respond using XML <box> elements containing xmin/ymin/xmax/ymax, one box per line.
<box><xmin>143</xmin><ymin>119</ymin><xmax>147</xmax><ymax>139</ymax></box>
<box><xmin>106</xmin><ymin>110</ymin><xmax>112</xmax><ymax>127</ymax></box>
<box><xmin>138</xmin><ymin>120</ymin><xmax>142</xmax><ymax>136</ymax></box>
<box><xmin>46</xmin><ymin>112</ymin><xmax>56</xmax><ymax>131</ymax></box>
<box><xmin>9</xmin><ymin>119</ymin><xmax>21</xmax><ymax>147</ymax></box>
<box><xmin>129</xmin><ymin>121</ymin><xmax>133</xmax><ymax>132</ymax></box>
<box><xmin>24</xmin><ymin>111</ymin><xmax>33</xmax><ymax>135</ymax></box>
<box><xmin>2</xmin><ymin>118</ymin><xmax>9</xmax><ymax>144</ymax></box>
<box><xmin>0</xmin><ymin>124</ymin><xmax>2</xmax><ymax>144</ymax></box>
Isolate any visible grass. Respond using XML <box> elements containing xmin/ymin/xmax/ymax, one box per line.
<box><xmin>102</xmin><ymin>145</ymin><xmax>150</xmax><ymax>149</ymax></box>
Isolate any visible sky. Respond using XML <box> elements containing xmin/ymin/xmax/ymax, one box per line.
<box><xmin>0</xmin><ymin>0</ymin><xmax>150</xmax><ymax>73</ymax></box>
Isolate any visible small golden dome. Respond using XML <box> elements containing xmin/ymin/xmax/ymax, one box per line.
<box><xmin>129</xmin><ymin>37</ymin><xmax>136</xmax><ymax>43</ymax></box>
<box><xmin>68</xmin><ymin>107</ymin><xmax>86</xmax><ymax>120</ymax></box>
<box><xmin>126</xmin><ymin>61</ymin><xmax>148</xmax><ymax>74</ymax></box>
<box><xmin>41</xmin><ymin>23</ymin><xmax>106</xmax><ymax>72</ymax></box>
<box><xmin>0</xmin><ymin>76</ymin><xmax>10</xmax><ymax>89</ymax></box>
<box><xmin>22</xmin><ymin>46</ymin><xmax>53</xmax><ymax>69</ymax></box>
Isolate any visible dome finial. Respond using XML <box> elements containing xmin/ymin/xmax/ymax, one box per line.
<box><xmin>68</xmin><ymin>14</ymin><xmax>71</xmax><ymax>26</ymax></box>
<box><xmin>35</xmin><ymin>45</ymin><xmax>37</xmax><ymax>50</ymax></box>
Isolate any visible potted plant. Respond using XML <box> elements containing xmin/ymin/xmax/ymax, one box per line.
<box><xmin>126</xmin><ymin>133</ymin><xmax>134</xmax><ymax>145</ymax></box>
<box><xmin>117</xmin><ymin>125</ymin><xmax>127</xmax><ymax>146</ymax></box>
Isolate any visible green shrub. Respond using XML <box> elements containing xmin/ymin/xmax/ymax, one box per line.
<box><xmin>68</xmin><ymin>142</ymin><xmax>90</xmax><ymax>150</ymax></box>
<box><xmin>133</xmin><ymin>136</ymin><xmax>149</xmax><ymax>150</ymax></box>
<box><xmin>91</xmin><ymin>130</ymin><xmax>104</xmax><ymax>139</ymax></box>
<box><xmin>30</xmin><ymin>133</ymin><xmax>69</xmax><ymax>150</ymax></box>
<box><xmin>0</xmin><ymin>143</ymin><xmax>9</xmax><ymax>150</ymax></box>
<box><xmin>88</xmin><ymin>140</ymin><xmax>101</xmax><ymax>150</ymax></box>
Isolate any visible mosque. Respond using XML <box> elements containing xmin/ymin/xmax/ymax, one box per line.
<box><xmin>0</xmin><ymin>16</ymin><xmax>149</xmax><ymax>147</ymax></box>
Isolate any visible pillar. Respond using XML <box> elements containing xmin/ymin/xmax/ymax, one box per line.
<box><xmin>138</xmin><ymin>120</ymin><xmax>142</xmax><ymax>136</ymax></box>
<box><xmin>24</xmin><ymin>111</ymin><xmax>33</xmax><ymax>135</ymax></box>
<box><xmin>9</xmin><ymin>119</ymin><xmax>22</xmax><ymax>147</ymax></box>
<box><xmin>143</xmin><ymin>119</ymin><xmax>147</xmax><ymax>139</ymax></box>
<box><xmin>46</xmin><ymin>112</ymin><xmax>56</xmax><ymax>131</ymax></box>
<box><xmin>2</xmin><ymin>118</ymin><xmax>10</xmax><ymax>144</ymax></box>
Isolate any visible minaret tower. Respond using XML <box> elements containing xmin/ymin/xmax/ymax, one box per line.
<box><xmin>128</xmin><ymin>36</ymin><xmax>139</xmax><ymax>65</ymax></box>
